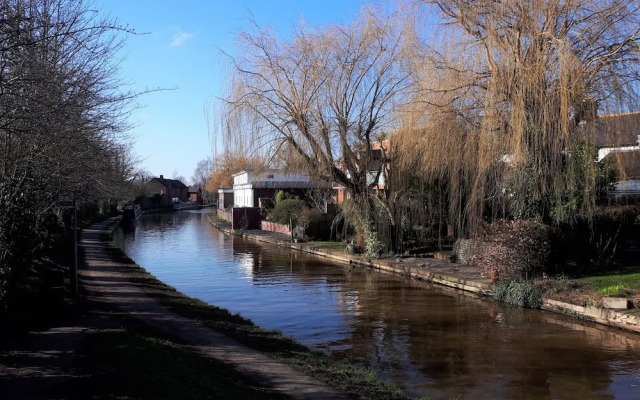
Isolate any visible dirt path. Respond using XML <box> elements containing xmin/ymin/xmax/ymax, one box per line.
<box><xmin>79</xmin><ymin>218</ymin><xmax>350</xmax><ymax>400</ymax></box>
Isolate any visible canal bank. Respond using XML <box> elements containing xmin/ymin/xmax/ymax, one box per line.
<box><xmin>209</xmin><ymin>217</ymin><xmax>640</xmax><ymax>335</ymax></box>
<box><xmin>86</xmin><ymin>217</ymin><xmax>413</xmax><ymax>400</ymax></box>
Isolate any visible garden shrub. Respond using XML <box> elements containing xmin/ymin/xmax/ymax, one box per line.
<box><xmin>470</xmin><ymin>220</ymin><xmax>552</xmax><ymax>280</ymax></box>
<box><xmin>493</xmin><ymin>280</ymin><xmax>543</xmax><ymax>308</ymax></box>
<box><xmin>275</xmin><ymin>190</ymin><xmax>295</xmax><ymax>205</ymax></box>
<box><xmin>269</xmin><ymin>198</ymin><xmax>306</xmax><ymax>225</ymax></box>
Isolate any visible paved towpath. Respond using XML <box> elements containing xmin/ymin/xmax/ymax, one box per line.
<box><xmin>79</xmin><ymin>218</ymin><xmax>351</xmax><ymax>400</ymax></box>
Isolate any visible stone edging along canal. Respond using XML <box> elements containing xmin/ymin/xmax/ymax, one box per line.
<box><xmin>210</xmin><ymin>218</ymin><xmax>640</xmax><ymax>335</ymax></box>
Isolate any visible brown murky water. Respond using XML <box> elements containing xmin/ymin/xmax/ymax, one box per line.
<box><xmin>119</xmin><ymin>210</ymin><xmax>640</xmax><ymax>399</ymax></box>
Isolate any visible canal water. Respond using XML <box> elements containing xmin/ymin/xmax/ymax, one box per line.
<box><xmin>119</xmin><ymin>210</ymin><xmax>640</xmax><ymax>399</ymax></box>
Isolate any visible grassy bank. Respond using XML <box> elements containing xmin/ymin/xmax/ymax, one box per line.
<box><xmin>576</xmin><ymin>265</ymin><xmax>640</xmax><ymax>293</ymax></box>
<box><xmin>90</xmin><ymin>330</ymin><xmax>277</xmax><ymax>400</ymax></box>
<box><xmin>308</xmin><ymin>241</ymin><xmax>348</xmax><ymax>251</ymax></box>
<box><xmin>103</xmin><ymin>223</ymin><xmax>413</xmax><ymax>400</ymax></box>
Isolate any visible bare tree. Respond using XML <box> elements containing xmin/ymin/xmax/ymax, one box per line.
<box><xmin>0</xmin><ymin>0</ymin><xmax>138</xmax><ymax>307</ymax></box>
<box><xmin>205</xmin><ymin>154</ymin><xmax>265</xmax><ymax>193</ymax></box>
<box><xmin>216</xmin><ymin>5</ymin><xmax>421</xmax><ymax>251</ymax></box>
<box><xmin>191</xmin><ymin>158</ymin><xmax>213</xmax><ymax>188</ymax></box>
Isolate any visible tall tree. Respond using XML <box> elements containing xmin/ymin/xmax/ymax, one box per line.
<box><xmin>402</xmin><ymin>0</ymin><xmax>640</xmax><ymax>235</ymax></box>
<box><xmin>216</xmin><ymin>5</ymin><xmax>421</xmax><ymax>252</ymax></box>
<box><xmin>0</xmin><ymin>0</ymin><xmax>137</xmax><ymax>307</ymax></box>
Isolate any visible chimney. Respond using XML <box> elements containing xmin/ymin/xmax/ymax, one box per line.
<box><xmin>160</xmin><ymin>175</ymin><xmax>164</xmax><ymax>179</ymax></box>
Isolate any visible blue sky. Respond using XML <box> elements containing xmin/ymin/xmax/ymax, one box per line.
<box><xmin>96</xmin><ymin>0</ymin><xmax>364</xmax><ymax>183</ymax></box>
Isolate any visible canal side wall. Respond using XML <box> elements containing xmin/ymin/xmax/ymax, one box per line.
<box><xmin>542</xmin><ymin>299</ymin><xmax>640</xmax><ymax>334</ymax></box>
<box><xmin>208</xmin><ymin>217</ymin><xmax>640</xmax><ymax>335</ymax></box>
<box><xmin>210</xmin><ymin>220</ymin><xmax>494</xmax><ymax>296</ymax></box>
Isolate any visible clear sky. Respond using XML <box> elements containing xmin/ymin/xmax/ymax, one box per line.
<box><xmin>95</xmin><ymin>0</ymin><xmax>365</xmax><ymax>183</ymax></box>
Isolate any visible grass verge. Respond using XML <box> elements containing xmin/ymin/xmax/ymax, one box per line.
<box><xmin>90</xmin><ymin>329</ymin><xmax>277</xmax><ymax>400</ymax></box>
<box><xmin>103</xmin><ymin>224</ymin><xmax>413</xmax><ymax>400</ymax></box>
<box><xmin>308</xmin><ymin>241</ymin><xmax>348</xmax><ymax>251</ymax></box>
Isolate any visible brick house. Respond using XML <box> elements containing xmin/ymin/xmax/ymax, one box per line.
<box><xmin>148</xmin><ymin>175</ymin><xmax>189</xmax><ymax>203</ymax></box>
<box><xmin>334</xmin><ymin>140</ymin><xmax>390</xmax><ymax>204</ymax></box>
<box><xmin>188</xmin><ymin>186</ymin><xmax>203</xmax><ymax>204</ymax></box>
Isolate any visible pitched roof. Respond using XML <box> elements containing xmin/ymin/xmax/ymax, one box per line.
<box><xmin>594</xmin><ymin>111</ymin><xmax>640</xmax><ymax>147</ymax></box>
<box><xmin>149</xmin><ymin>177</ymin><xmax>187</xmax><ymax>189</ymax></box>
<box><xmin>188</xmin><ymin>185</ymin><xmax>201</xmax><ymax>193</ymax></box>
<box><xmin>248</xmin><ymin>180</ymin><xmax>331</xmax><ymax>189</ymax></box>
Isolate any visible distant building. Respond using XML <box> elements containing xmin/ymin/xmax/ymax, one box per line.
<box><xmin>148</xmin><ymin>175</ymin><xmax>189</xmax><ymax>205</ymax></box>
<box><xmin>334</xmin><ymin>140</ymin><xmax>390</xmax><ymax>204</ymax></box>
<box><xmin>188</xmin><ymin>186</ymin><xmax>203</xmax><ymax>204</ymax></box>
<box><xmin>232</xmin><ymin>169</ymin><xmax>328</xmax><ymax>208</ymax></box>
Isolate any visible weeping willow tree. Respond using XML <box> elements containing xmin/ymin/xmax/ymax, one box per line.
<box><xmin>214</xmin><ymin>5</ymin><xmax>422</xmax><ymax>252</ymax></box>
<box><xmin>399</xmin><ymin>0</ymin><xmax>640</xmax><ymax>237</ymax></box>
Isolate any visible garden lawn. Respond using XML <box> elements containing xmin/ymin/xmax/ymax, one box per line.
<box><xmin>577</xmin><ymin>266</ymin><xmax>640</xmax><ymax>293</ymax></box>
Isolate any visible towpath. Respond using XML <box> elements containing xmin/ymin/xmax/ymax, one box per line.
<box><xmin>80</xmin><ymin>218</ymin><xmax>350</xmax><ymax>400</ymax></box>
<box><xmin>0</xmin><ymin>219</ymin><xmax>351</xmax><ymax>400</ymax></box>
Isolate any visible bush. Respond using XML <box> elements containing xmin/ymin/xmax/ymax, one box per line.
<box><xmin>470</xmin><ymin>220</ymin><xmax>552</xmax><ymax>280</ymax></box>
<box><xmin>493</xmin><ymin>280</ymin><xmax>542</xmax><ymax>308</ymax></box>
<box><xmin>269</xmin><ymin>198</ymin><xmax>306</xmax><ymax>225</ymax></box>
<box><xmin>275</xmin><ymin>190</ymin><xmax>295</xmax><ymax>205</ymax></box>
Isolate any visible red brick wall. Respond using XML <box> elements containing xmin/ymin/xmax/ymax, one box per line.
<box><xmin>261</xmin><ymin>221</ymin><xmax>291</xmax><ymax>235</ymax></box>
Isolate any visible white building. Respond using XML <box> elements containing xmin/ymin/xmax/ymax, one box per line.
<box><xmin>232</xmin><ymin>170</ymin><xmax>323</xmax><ymax>208</ymax></box>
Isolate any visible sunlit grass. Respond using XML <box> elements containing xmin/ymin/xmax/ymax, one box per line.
<box><xmin>596</xmin><ymin>285</ymin><xmax>624</xmax><ymax>297</ymax></box>
<box><xmin>307</xmin><ymin>241</ymin><xmax>348</xmax><ymax>251</ymax></box>
<box><xmin>578</xmin><ymin>268</ymin><xmax>640</xmax><ymax>293</ymax></box>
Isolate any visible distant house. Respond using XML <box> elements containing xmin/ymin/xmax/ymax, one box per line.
<box><xmin>148</xmin><ymin>175</ymin><xmax>189</xmax><ymax>204</ymax></box>
<box><xmin>334</xmin><ymin>140</ymin><xmax>390</xmax><ymax>204</ymax></box>
<box><xmin>589</xmin><ymin>111</ymin><xmax>640</xmax><ymax>200</ymax></box>
<box><xmin>232</xmin><ymin>170</ymin><xmax>329</xmax><ymax>208</ymax></box>
<box><xmin>188</xmin><ymin>186</ymin><xmax>203</xmax><ymax>204</ymax></box>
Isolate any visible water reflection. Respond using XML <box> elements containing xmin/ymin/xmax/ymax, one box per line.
<box><xmin>120</xmin><ymin>211</ymin><xmax>640</xmax><ymax>399</ymax></box>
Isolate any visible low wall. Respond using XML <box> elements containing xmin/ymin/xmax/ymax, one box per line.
<box><xmin>217</xmin><ymin>209</ymin><xmax>232</xmax><ymax>223</ymax></box>
<box><xmin>262</xmin><ymin>221</ymin><xmax>291</xmax><ymax>235</ymax></box>
<box><xmin>209</xmin><ymin>220</ymin><xmax>640</xmax><ymax>335</ymax></box>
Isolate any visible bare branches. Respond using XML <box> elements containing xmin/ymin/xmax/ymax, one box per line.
<box><xmin>1</xmin><ymin>0</ymin><xmax>140</xmax><ymax>305</ymax></box>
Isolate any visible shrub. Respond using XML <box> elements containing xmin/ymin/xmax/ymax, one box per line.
<box><xmin>296</xmin><ymin>208</ymin><xmax>322</xmax><ymax>239</ymax></box>
<box><xmin>493</xmin><ymin>280</ymin><xmax>542</xmax><ymax>308</ymax></box>
<box><xmin>470</xmin><ymin>220</ymin><xmax>552</xmax><ymax>280</ymax></box>
<box><xmin>275</xmin><ymin>190</ymin><xmax>295</xmax><ymax>205</ymax></box>
<box><xmin>269</xmin><ymin>198</ymin><xmax>306</xmax><ymax>225</ymax></box>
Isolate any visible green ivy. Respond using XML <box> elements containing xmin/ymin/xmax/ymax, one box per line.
<box><xmin>492</xmin><ymin>280</ymin><xmax>542</xmax><ymax>308</ymax></box>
